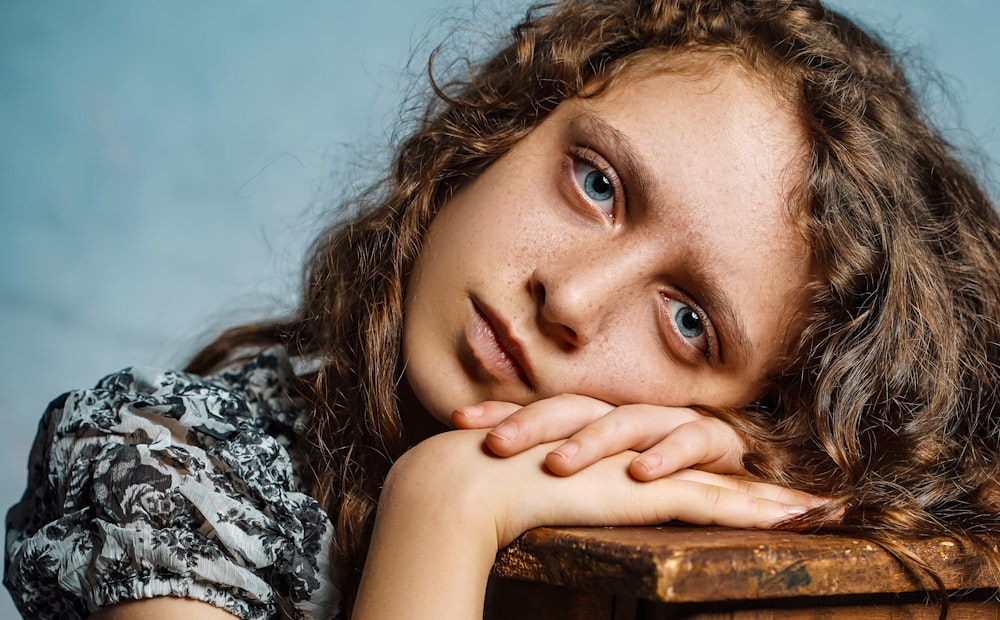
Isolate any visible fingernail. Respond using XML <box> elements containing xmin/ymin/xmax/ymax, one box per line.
<box><xmin>785</xmin><ymin>506</ymin><xmax>808</xmax><ymax>516</ymax></box>
<box><xmin>552</xmin><ymin>441</ymin><xmax>579</xmax><ymax>461</ymax></box>
<box><xmin>489</xmin><ymin>421</ymin><xmax>517</xmax><ymax>441</ymax></box>
<box><xmin>456</xmin><ymin>405</ymin><xmax>482</xmax><ymax>420</ymax></box>
<box><xmin>633</xmin><ymin>453</ymin><xmax>661</xmax><ymax>474</ymax></box>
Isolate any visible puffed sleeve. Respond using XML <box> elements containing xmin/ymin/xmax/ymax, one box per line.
<box><xmin>4</xmin><ymin>348</ymin><xmax>341</xmax><ymax>619</ymax></box>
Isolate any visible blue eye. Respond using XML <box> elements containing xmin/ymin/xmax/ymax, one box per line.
<box><xmin>574</xmin><ymin>160</ymin><xmax>616</xmax><ymax>214</ymax></box>
<box><xmin>666</xmin><ymin>298</ymin><xmax>708</xmax><ymax>353</ymax></box>
<box><xmin>675</xmin><ymin>306</ymin><xmax>703</xmax><ymax>338</ymax></box>
<box><xmin>583</xmin><ymin>170</ymin><xmax>613</xmax><ymax>201</ymax></box>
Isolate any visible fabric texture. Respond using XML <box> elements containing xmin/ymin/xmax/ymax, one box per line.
<box><xmin>5</xmin><ymin>347</ymin><xmax>340</xmax><ymax>619</ymax></box>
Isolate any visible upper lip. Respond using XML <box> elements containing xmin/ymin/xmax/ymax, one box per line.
<box><xmin>472</xmin><ymin>298</ymin><xmax>536</xmax><ymax>388</ymax></box>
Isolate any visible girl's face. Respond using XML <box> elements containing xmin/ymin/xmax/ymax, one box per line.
<box><xmin>403</xmin><ymin>63</ymin><xmax>811</xmax><ymax>426</ymax></box>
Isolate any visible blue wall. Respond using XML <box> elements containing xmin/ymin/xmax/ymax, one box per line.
<box><xmin>1</xmin><ymin>1</ymin><xmax>997</xmax><ymax>616</ymax></box>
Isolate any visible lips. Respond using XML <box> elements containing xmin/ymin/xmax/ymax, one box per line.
<box><xmin>465</xmin><ymin>298</ymin><xmax>534</xmax><ymax>388</ymax></box>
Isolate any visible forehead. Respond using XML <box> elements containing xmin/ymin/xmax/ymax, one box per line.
<box><xmin>556</xmin><ymin>65</ymin><xmax>811</xmax><ymax>370</ymax></box>
<box><xmin>588</xmin><ymin>62</ymin><xmax>805</xmax><ymax>211</ymax></box>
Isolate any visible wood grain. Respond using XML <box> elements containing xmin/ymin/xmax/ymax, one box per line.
<box><xmin>491</xmin><ymin>524</ymin><xmax>997</xmax><ymax>603</ymax></box>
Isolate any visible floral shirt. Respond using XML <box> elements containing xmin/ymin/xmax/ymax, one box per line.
<box><xmin>5</xmin><ymin>347</ymin><xmax>340</xmax><ymax>619</ymax></box>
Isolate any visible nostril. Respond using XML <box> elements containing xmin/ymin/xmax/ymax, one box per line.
<box><xmin>559</xmin><ymin>323</ymin><xmax>580</xmax><ymax>347</ymax></box>
<box><xmin>532</xmin><ymin>274</ymin><xmax>582</xmax><ymax>347</ymax></box>
<box><xmin>531</xmin><ymin>277</ymin><xmax>546</xmax><ymax>307</ymax></box>
<box><xmin>538</xmin><ymin>313</ymin><xmax>577</xmax><ymax>345</ymax></box>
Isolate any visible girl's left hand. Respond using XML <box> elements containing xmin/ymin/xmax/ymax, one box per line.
<box><xmin>452</xmin><ymin>395</ymin><xmax>746</xmax><ymax>480</ymax></box>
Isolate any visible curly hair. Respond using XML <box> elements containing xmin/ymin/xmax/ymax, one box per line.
<box><xmin>188</xmin><ymin>0</ymin><xmax>1000</xmax><ymax>611</ymax></box>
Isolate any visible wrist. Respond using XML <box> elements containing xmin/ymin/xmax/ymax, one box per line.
<box><xmin>353</xmin><ymin>431</ymin><xmax>505</xmax><ymax>619</ymax></box>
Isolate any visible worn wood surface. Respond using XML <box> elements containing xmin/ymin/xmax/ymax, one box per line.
<box><xmin>491</xmin><ymin>524</ymin><xmax>998</xmax><ymax>603</ymax></box>
<box><xmin>483</xmin><ymin>583</ymin><xmax>1000</xmax><ymax>620</ymax></box>
<box><xmin>644</xmin><ymin>600</ymin><xmax>1000</xmax><ymax>619</ymax></box>
<box><xmin>484</xmin><ymin>578</ymin><xmax>616</xmax><ymax>619</ymax></box>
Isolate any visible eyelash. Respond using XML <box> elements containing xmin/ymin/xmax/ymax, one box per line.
<box><xmin>662</xmin><ymin>292</ymin><xmax>717</xmax><ymax>363</ymax></box>
<box><xmin>564</xmin><ymin>144</ymin><xmax>719</xmax><ymax>364</ymax></box>
<box><xmin>567</xmin><ymin>147</ymin><xmax>623</xmax><ymax>221</ymax></box>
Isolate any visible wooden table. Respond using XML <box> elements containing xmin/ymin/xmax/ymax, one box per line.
<box><xmin>484</xmin><ymin>524</ymin><xmax>1000</xmax><ymax>619</ymax></box>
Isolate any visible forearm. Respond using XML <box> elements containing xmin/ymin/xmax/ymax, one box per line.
<box><xmin>352</xmin><ymin>436</ymin><xmax>501</xmax><ymax>619</ymax></box>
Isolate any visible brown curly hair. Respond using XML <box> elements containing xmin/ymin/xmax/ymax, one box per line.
<box><xmin>188</xmin><ymin>0</ymin><xmax>1000</xmax><ymax>611</ymax></box>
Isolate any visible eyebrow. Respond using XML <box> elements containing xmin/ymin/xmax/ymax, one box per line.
<box><xmin>568</xmin><ymin>112</ymin><xmax>755</xmax><ymax>368</ymax></box>
<box><xmin>683</xmin><ymin>256</ymin><xmax>754</xmax><ymax>368</ymax></box>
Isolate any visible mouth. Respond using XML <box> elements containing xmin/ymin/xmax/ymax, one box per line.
<box><xmin>465</xmin><ymin>298</ymin><xmax>534</xmax><ymax>389</ymax></box>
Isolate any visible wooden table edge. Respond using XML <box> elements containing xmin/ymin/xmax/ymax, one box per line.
<box><xmin>491</xmin><ymin>524</ymin><xmax>999</xmax><ymax>603</ymax></box>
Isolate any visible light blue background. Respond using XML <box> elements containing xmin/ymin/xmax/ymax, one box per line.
<box><xmin>1</xmin><ymin>2</ymin><xmax>997</xmax><ymax>617</ymax></box>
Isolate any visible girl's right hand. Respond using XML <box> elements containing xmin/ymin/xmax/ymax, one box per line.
<box><xmin>452</xmin><ymin>395</ymin><xmax>746</xmax><ymax>481</ymax></box>
<box><xmin>355</xmin><ymin>429</ymin><xmax>818</xmax><ymax>619</ymax></box>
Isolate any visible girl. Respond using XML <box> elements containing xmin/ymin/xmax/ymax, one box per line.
<box><xmin>7</xmin><ymin>0</ymin><xmax>1000</xmax><ymax>618</ymax></box>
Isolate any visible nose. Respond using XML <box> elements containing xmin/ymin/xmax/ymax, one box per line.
<box><xmin>530</xmin><ymin>246</ymin><xmax>644</xmax><ymax>348</ymax></box>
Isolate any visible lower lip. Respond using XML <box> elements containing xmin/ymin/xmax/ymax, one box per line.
<box><xmin>465</xmin><ymin>300</ymin><xmax>527</xmax><ymax>386</ymax></box>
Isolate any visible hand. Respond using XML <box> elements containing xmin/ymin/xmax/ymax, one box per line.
<box><xmin>356</xmin><ymin>429</ymin><xmax>820</xmax><ymax>619</ymax></box>
<box><xmin>392</xmin><ymin>429</ymin><xmax>817</xmax><ymax>548</ymax></box>
<box><xmin>452</xmin><ymin>395</ymin><xmax>745</xmax><ymax>481</ymax></box>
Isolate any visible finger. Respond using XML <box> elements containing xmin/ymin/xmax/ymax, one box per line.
<box><xmin>628</xmin><ymin>418</ymin><xmax>745</xmax><ymax>480</ymax></box>
<box><xmin>544</xmin><ymin>404</ymin><xmax>701</xmax><ymax>476</ymax></box>
<box><xmin>653</xmin><ymin>479</ymin><xmax>808</xmax><ymax>528</ymax></box>
<box><xmin>540</xmin><ymin>454</ymin><xmax>818</xmax><ymax>532</ymax></box>
<box><xmin>666</xmin><ymin>468</ymin><xmax>826</xmax><ymax>510</ymax></box>
<box><xmin>452</xmin><ymin>401</ymin><xmax>521</xmax><ymax>429</ymax></box>
<box><xmin>483</xmin><ymin>394</ymin><xmax>614</xmax><ymax>457</ymax></box>
<box><xmin>487</xmin><ymin>443</ymin><xmax>824</xmax><ymax>545</ymax></box>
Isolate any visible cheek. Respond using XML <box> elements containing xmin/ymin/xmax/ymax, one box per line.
<box><xmin>541</xmin><ymin>322</ymin><xmax>672</xmax><ymax>404</ymax></box>
<box><xmin>548</xmin><ymin>328</ymin><xmax>761</xmax><ymax>409</ymax></box>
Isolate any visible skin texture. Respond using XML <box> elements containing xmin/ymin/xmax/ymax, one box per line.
<box><xmin>402</xmin><ymin>65</ymin><xmax>810</xmax><ymax>430</ymax></box>
<box><xmin>403</xmin><ymin>64</ymin><xmax>811</xmax><ymax>483</ymax></box>
<box><xmin>453</xmin><ymin>395</ymin><xmax>747</xmax><ymax>479</ymax></box>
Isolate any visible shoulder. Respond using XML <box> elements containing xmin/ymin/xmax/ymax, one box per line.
<box><xmin>5</xmin><ymin>347</ymin><xmax>341</xmax><ymax>619</ymax></box>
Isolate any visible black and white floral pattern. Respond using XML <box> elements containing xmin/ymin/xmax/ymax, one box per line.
<box><xmin>5</xmin><ymin>347</ymin><xmax>341</xmax><ymax>619</ymax></box>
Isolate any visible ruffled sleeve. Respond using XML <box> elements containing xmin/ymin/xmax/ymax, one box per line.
<box><xmin>4</xmin><ymin>347</ymin><xmax>340</xmax><ymax>619</ymax></box>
